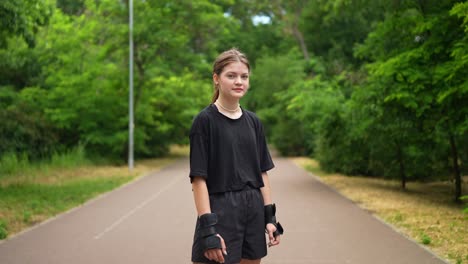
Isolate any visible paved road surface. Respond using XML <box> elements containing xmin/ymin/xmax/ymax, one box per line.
<box><xmin>0</xmin><ymin>157</ymin><xmax>448</xmax><ymax>264</ymax></box>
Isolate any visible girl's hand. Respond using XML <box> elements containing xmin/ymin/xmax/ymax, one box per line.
<box><xmin>266</xmin><ymin>223</ymin><xmax>281</xmax><ymax>247</ymax></box>
<box><xmin>204</xmin><ymin>234</ymin><xmax>227</xmax><ymax>263</ymax></box>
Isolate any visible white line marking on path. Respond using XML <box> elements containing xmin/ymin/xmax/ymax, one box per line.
<box><xmin>94</xmin><ymin>176</ymin><xmax>184</xmax><ymax>240</ymax></box>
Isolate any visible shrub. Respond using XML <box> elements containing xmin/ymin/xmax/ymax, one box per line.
<box><xmin>0</xmin><ymin>219</ymin><xmax>8</xmax><ymax>239</ymax></box>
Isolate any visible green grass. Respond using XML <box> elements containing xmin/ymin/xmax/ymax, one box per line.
<box><xmin>0</xmin><ymin>145</ymin><xmax>187</xmax><ymax>240</ymax></box>
<box><xmin>0</xmin><ymin>152</ymin><xmax>30</xmax><ymax>177</ymax></box>
<box><xmin>462</xmin><ymin>196</ymin><xmax>468</xmax><ymax>214</ymax></box>
<box><xmin>0</xmin><ymin>174</ymin><xmax>135</xmax><ymax>239</ymax></box>
<box><xmin>0</xmin><ymin>176</ymin><xmax>132</xmax><ymax>228</ymax></box>
<box><xmin>0</xmin><ymin>145</ymin><xmax>90</xmax><ymax>180</ymax></box>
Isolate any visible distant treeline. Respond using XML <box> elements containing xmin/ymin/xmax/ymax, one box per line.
<box><xmin>0</xmin><ymin>0</ymin><xmax>466</xmax><ymax>200</ymax></box>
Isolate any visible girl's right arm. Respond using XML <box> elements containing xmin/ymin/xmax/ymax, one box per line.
<box><xmin>192</xmin><ymin>176</ymin><xmax>211</xmax><ymax>216</ymax></box>
<box><xmin>192</xmin><ymin>177</ymin><xmax>227</xmax><ymax>263</ymax></box>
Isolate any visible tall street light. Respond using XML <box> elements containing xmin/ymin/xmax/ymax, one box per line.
<box><xmin>128</xmin><ymin>0</ymin><xmax>134</xmax><ymax>171</ymax></box>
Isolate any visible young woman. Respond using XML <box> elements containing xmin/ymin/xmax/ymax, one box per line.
<box><xmin>189</xmin><ymin>49</ymin><xmax>283</xmax><ymax>264</ymax></box>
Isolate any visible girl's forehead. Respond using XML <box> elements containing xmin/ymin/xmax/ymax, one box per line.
<box><xmin>222</xmin><ymin>62</ymin><xmax>249</xmax><ymax>73</ymax></box>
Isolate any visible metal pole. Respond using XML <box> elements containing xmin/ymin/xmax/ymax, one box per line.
<box><xmin>128</xmin><ymin>0</ymin><xmax>134</xmax><ymax>171</ymax></box>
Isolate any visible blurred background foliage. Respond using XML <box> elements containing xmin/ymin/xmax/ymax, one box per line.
<box><xmin>0</xmin><ymin>0</ymin><xmax>466</xmax><ymax>200</ymax></box>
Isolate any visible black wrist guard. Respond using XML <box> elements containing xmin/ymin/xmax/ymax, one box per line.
<box><xmin>198</xmin><ymin>213</ymin><xmax>222</xmax><ymax>251</ymax></box>
<box><xmin>264</xmin><ymin>204</ymin><xmax>284</xmax><ymax>237</ymax></box>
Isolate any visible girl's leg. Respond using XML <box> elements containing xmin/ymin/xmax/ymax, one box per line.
<box><xmin>240</xmin><ymin>259</ymin><xmax>261</xmax><ymax>264</ymax></box>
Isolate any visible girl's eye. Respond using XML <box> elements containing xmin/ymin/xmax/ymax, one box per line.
<box><xmin>225</xmin><ymin>74</ymin><xmax>248</xmax><ymax>79</ymax></box>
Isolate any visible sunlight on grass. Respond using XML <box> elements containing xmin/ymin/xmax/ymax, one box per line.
<box><xmin>290</xmin><ymin>157</ymin><xmax>468</xmax><ymax>264</ymax></box>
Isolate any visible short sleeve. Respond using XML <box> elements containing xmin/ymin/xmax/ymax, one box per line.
<box><xmin>189</xmin><ymin>114</ymin><xmax>209</xmax><ymax>182</ymax></box>
<box><xmin>257</xmin><ymin>120</ymin><xmax>275</xmax><ymax>172</ymax></box>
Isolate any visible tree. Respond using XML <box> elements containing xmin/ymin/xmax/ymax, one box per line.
<box><xmin>355</xmin><ymin>0</ymin><xmax>467</xmax><ymax>199</ymax></box>
<box><xmin>0</xmin><ymin>0</ymin><xmax>52</xmax><ymax>48</ymax></box>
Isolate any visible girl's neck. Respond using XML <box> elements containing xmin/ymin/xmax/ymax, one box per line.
<box><xmin>215</xmin><ymin>97</ymin><xmax>240</xmax><ymax>111</ymax></box>
<box><xmin>214</xmin><ymin>96</ymin><xmax>242</xmax><ymax>119</ymax></box>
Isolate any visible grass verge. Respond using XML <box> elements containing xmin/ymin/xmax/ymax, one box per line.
<box><xmin>290</xmin><ymin>157</ymin><xmax>468</xmax><ymax>264</ymax></box>
<box><xmin>0</xmin><ymin>145</ymin><xmax>188</xmax><ymax>240</ymax></box>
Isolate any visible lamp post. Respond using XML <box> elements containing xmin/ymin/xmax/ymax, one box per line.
<box><xmin>128</xmin><ymin>0</ymin><xmax>134</xmax><ymax>171</ymax></box>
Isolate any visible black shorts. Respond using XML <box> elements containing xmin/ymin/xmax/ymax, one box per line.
<box><xmin>191</xmin><ymin>186</ymin><xmax>267</xmax><ymax>264</ymax></box>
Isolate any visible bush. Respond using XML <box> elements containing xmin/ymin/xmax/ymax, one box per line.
<box><xmin>271</xmin><ymin>117</ymin><xmax>308</xmax><ymax>156</ymax></box>
<box><xmin>0</xmin><ymin>219</ymin><xmax>7</xmax><ymax>239</ymax></box>
<box><xmin>0</xmin><ymin>88</ymin><xmax>58</xmax><ymax>159</ymax></box>
<box><xmin>420</xmin><ymin>232</ymin><xmax>432</xmax><ymax>245</ymax></box>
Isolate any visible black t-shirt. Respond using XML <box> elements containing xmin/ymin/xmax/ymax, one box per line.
<box><xmin>189</xmin><ymin>104</ymin><xmax>274</xmax><ymax>194</ymax></box>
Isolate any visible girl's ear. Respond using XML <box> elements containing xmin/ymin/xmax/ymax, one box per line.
<box><xmin>213</xmin><ymin>73</ymin><xmax>219</xmax><ymax>84</ymax></box>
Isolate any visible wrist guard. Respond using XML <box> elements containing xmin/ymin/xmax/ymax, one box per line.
<box><xmin>198</xmin><ymin>213</ymin><xmax>222</xmax><ymax>251</ymax></box>
<box><xmin>264</xmin><ymin>204</ymin><xmax>284</xmax><ymax>237</ymax></box>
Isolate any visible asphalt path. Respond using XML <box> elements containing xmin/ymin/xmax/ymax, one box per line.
<box><xmin>0</xmin><ymin>157</ymin><xmax>448</xmax><ymax>264</ymax></box>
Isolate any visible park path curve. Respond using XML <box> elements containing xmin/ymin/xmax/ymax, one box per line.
<box><xmin>0</xmin><ymin>157</ymin><xmax>448</xmax><ymax>264</ymax></box>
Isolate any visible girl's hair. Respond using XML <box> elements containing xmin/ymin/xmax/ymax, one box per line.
<box><xmin>211</xmin><ymin>48</ymin><xmax>250</xmax><ymax>103</ymax></box>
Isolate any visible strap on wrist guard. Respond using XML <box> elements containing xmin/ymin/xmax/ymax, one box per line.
<box><xmin>198</xmin><ymin>213</ymin><xmax>222</xmax><ymax>251</ymax></box>
<box><xmin>264</xmin><ymin>204</ymin><xmax>284</xmax><ymax>237</ymax></box>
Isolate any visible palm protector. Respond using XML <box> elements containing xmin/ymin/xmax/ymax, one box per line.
<box><xmin>198</xmin><ymin>213</ymin><xmax>222</xmax><ymax>251</ymax></box>
<box><xmin>264</xmin><ymin>204</ymin><xmax>284</xmax><ymax>238</ymax></box>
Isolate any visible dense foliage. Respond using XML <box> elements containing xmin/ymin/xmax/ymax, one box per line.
<box><xmin>0</xmin><ymin>0</ymin><xmax>466</xmax><ymax>200</ymax></box>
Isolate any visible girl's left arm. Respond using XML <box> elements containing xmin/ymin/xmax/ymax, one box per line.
<box><xmin>260</xmin><ymin>172</ymin><xmax>281</xmax><ymax>247</ymax></box>
<box><xmin>260</xmin><ymin>172</ymin><xmax>273</xmax><ymax>205</ymax></box>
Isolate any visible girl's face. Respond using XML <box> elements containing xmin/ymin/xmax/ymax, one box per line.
<box><xmin>214</xmin><ymin>62</ymin><xmax>250</xmax><ymax>101</ymax></box>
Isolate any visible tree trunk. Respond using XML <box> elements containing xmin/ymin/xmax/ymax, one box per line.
<box><xmin>292</xmin><ymin>26</ymin><xmax>310</xmax><ymax>61</ymax></box>
<box><xmin>272</xmin><ymin>1</ymin><xmax>310</xmax><ymax>61</ymax></box>
<box><xmin>292</xmin><ymin>6</ymin><xmax>310</xmax><ymax>61</ymax></box>
<box><xmin>396</xmin><ymin>143</ymin><xmax>406</xmax><ymax>190</ymax></box>
<box><xmin>449</xmin><ymin>132</ymin><xmax>462</xmax><ymax>202</ymax></box>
